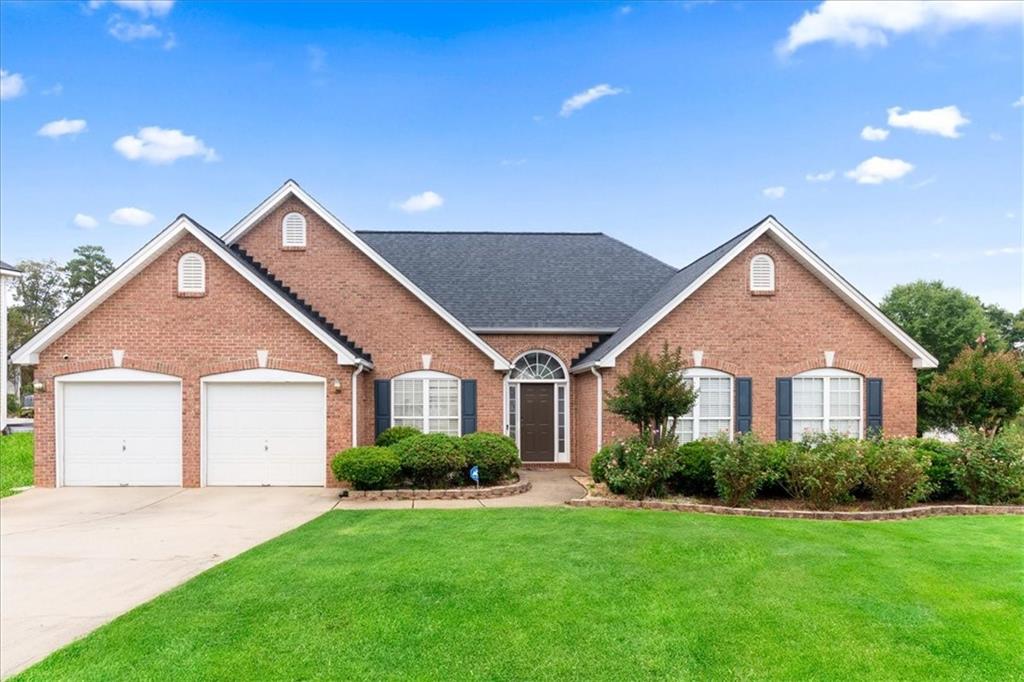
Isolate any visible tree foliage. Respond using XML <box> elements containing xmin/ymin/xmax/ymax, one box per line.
<box><xmin>64</xmin><ymin>245</ymin><xmax>114</xmax><ymax>303</ymax></box>
<box><xmin>12</xmin><ymin>259</ymin><xmax>66</xmax><ymax>332</ymax></box>
<box><xmin>923</xmin><ymin>346</ymin><xmax>1024</xmax><ymax>436</ymax></box>
<box><xmin>605</xmin><ymin>344</ymin><xmax>696</xmax><ymax>444</ymax></box>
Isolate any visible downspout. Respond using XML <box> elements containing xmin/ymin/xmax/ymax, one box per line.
<box><xmin>351</xmin><ymin>363</ymin><xmax>366</xmax><ymax>447</ymax></box>
<box><xmin>589</xmin><ymin>366</ymin><xmax>603</xmax><ymax>448</ymax></box>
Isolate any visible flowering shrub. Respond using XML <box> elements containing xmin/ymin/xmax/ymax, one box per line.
<box><xmin>862</xmin><ymin>439</ymin><xmax>932</xmax><ymax>508</ymax></box>
<box><xmin>783</xmin><ymin>433</ymin><xmax>867</xmax><ymax>509</ymax></box>
<box><xmin>599</xmin><ymin>437</ymin><xmax>678</xmax><ymax>500</ymax></box>
<box><xmin>951</xmin><ymin>427</ymin><xmax>1024</xmax><ymax>504</ymax></box>
<box><xmin>710</xmin><ymin>433</ymin><xmax>774</xmax><ymax>507</ymax></box>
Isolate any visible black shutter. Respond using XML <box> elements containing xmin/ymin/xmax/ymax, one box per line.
<box><xmin>735</xmin><ymin>378</ymin><xmax>753</xmax><ymax>434</ymax></box>
<box><xmin>776</xmin><ymin>378</ymin><xmax>792</xmax><ymax>441</ymax></box>
<box><xmin>374</xmin><ymin>380</ymin><xmax>390</xmax><ymax>439</ymax></box>
<box><xmin>866</xmin><ymin>378</ymin><xmax>883</xmax><ymax>436</ymax></box>
<box><xmin>461</xmin><ymin>380</ymin><xmax>477</xmax><ymax>434</ymax></box>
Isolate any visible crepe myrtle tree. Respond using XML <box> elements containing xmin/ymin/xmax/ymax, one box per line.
<box><xmin>605</xmin><ymin>343</ymin><xmax>697</xmax><ymax>445</ymax></box>
<box><xmin>923</xmin><ymin>344</ymin><xmax>1024</xmax><ymax>436</ymax></box>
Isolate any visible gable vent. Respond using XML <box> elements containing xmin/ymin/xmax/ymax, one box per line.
<box><xmin>750</xmin><ymin>254</ymin><xmax>775</xmax><ymax>292</ymax></box>
<box><xmin>282</xmin><ymin>212</ymin><xmax>307</xmax><ymax>247</ymax></box>
<box><xmin>177</xmin><ymin>252</ymin><xmax>206</xmax><ymax>293</ymax></box>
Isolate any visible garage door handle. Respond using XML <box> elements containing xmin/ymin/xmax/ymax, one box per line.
<box><xmin>264</xmin><ymin>442</ymin><xmax>268</xmax><ymax>452</ymax></box>
<box><xmin>122</xmin><ymin>441</ymin><xmax>126</xmax><ymax>452</ymax></box>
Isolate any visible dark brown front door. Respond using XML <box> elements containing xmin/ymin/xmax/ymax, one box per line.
<box><xmin>520</xmin><ymin>383</ymin><xmax>555</xmax><ymax>462</ymax></box>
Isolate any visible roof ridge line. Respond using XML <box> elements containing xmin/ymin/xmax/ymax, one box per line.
<box><xmin>355</xmin><ymin>230</ymin><xmax>606</xmax><ymax>236</ymax></box>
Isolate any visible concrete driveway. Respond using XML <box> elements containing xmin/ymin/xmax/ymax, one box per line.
<box><xmin>0</xmin><ymin>487</ymin><xmax>338</xmax><ymax>678</ymax></box>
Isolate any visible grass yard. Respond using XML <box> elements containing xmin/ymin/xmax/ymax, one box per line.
<box><xmin>0</xmin><ymin>432</ymin><xmax>33</xmax><ymax>497</ymax></box>
<box><xmin>16</xmin><ymin>508</ymin><xmax>1024</xmax><ymax>681</ymax></box>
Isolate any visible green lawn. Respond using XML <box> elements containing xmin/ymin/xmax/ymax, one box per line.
<box><xmin>0</xmin><ymin>432</ymin><xmax>33</xmax><ymax>497</ymax></box>
<box><xmin>17</xmin><ymin>508</ymin><xmax>1024</xmax><ymax>681</ymax></box>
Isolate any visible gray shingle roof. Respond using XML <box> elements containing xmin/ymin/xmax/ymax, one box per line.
<box><xmin>572</xmin><ymin>221</ymin><xmax>763</xmax><ymax>367</ymax></box>
<box><xmin>357</xmin><ymin>231</ymin><xmax>677</xmax><ymax>330</ymax></box>
<box><xmin>0</xmin><ymin>260</ymin><xmax>19</xmax><ymax>272</ymax></box>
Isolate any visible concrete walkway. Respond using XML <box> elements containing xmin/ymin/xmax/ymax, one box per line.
<box><xmin>0</xmin><ymin>469</ymin><xmax>584</xmax><ymax>677</ymax></box>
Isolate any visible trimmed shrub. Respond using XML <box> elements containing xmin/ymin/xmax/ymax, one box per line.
<box><xmin>603</xmin><ymin>436</ymin><xmax>679</xmax><ymax>500</ymax></box>
<box><xmin>710</xmin><ymin>433</ymin><xmax>773</xmax><ymax>507</ymax></box>
<box><xmin>331</xmin><ymin>446</ymin><xmax>401</xmax><ymax>490</ymax></box>
<box><xmin>783</xmin><ymin>433</ymin><xmax>866</xmax><ymax>510</ymax></box>
<box><xmin>915</xmin><ymin>438</ymin><xmax>960</xmax><ymax>500</ymax></box>
<box><xmin>375</xmin><ymin>425</ymin><xmax>421</xmax><ymax>448</ymax></box>
<box><xmin>461</xmin><ymin>432</ymin><xmax>520</xmax><ymax>484</ymax></box>
<box><xmin>671</xmin><ymin>440</ymin><xmax>718</xmax><ymax>496</ymax></box>
<box><xmin>590</xmin><ymin>443</ymin><xmax>622</xmax><ymax>484</ymax></box>
<box><xmin>759</xmin><ymin>440</ymin><xmax>796</xmax><ymax>498</ymax></box>
<box><xmin>862</xmin><ymin>439</ymin><xmax>931</xmax><ymax>508</ymax></box>
<box><xmin>392</xmin><ymin>433</ymin><xmax>467</xmax><ymax>489</ymax></box>
<box><xmin>951</xmin><ymin>428</ymin><xmax>1024</xmax><ymax>504</ymax></box>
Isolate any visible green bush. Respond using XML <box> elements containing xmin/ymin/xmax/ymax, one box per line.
<box><xmin>590</xmin><ymin>443</ymin><xmax>622</xmax><ymax>484</ymax></box>
<box><xmin>461</xmin><ymin>432</ymin><xmax>520</xmax><ymax>484</ymax></box>
<box><xmin>710</xmin><ymin>433</ymin><xmax>773</xmax><ymax>507</ymax></box>
<box><xmin>671</xmin><ymin>440</ymin><xmax>719</xmax><ymax>496</ymax></box>
<box><xmin>6</xmin><ymin>393</ymin><xmax>18</xmax><ymax>418</ymax></box>
<box><xmin>375</xmin><ymin>425</ymin><xmax>421</xmax><ymax>448</ymax></box>
<box><xmin>603</xmin><ymin>436</ymin><xmax>679</xmax><ymax>500</ymax></box>
<box><xmin>759</xmin><ymin>440</ymin><xmax>796</xmax><ymax>498</ymax></box>
<box><xmin>393</xmin><ymin>433</ymin><xmax>468</xmax><ymax>489</ymax></box>
<box><xmin>783</xmin><ymin>433</ymin><xmax>867</xmax><ymax>510</ymax></box>
<box><xmin>862</xmin><ymin>439</ymin><xmax>932</xmax><ymax>508</ymax></box>
<box><xmin>951</xmin><ymin>428</ymin><xmax>1024</xmax><ymax>504</ymax></box>
<box><xmin>915</xmin><ymin>438</ymin><xmax>960</xmax><ymax>500</ymax></box>
<box><xmin>331</xmin><ymin>446</ymin><xmax>401</xmax><ymax>490</ymax></box>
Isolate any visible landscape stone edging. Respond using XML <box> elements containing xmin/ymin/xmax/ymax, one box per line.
<box><xmin>568</xmin><ymin>481</ymin><xmax>1024</xmax><ymax>521</ymax></box>
<box><xmin>343</xmin><ymin>479</ymin><xmax>531</xmax><ymax>501</ymax></box>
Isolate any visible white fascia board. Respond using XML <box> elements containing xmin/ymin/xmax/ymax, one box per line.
<box><xmin>11</xmin><ymin>216</ymin><xmax>365</xmax><ymax>367</ymax></box>
<box><xmin>0</xmin><ymin>268</ymin><xmax>23</xmax><ymax>278</ymax></box>
<box><xmin>223</xmin><ymin>180</ymin><xmax>511</xmax><ymax>370</ymax></box>
<box><xmin>586</xmin><ymin>217</ymin><xmax>938</xmax><ymax>371</ymax></box>
<box><xmin>472</xmin><ymin>327</ymin><xmax>618</xmax><ymax>335</ymax></box>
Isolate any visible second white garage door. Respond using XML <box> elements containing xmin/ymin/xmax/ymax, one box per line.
<box><xmin>205</xmin><ymin>380</ymin><xmax>326</xmax><ymax>486</ymax></box>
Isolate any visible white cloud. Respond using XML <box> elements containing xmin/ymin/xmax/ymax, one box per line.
<box><xmin>89</xmin><ymin>1</ymin><xmax>175</xmax><ymax>18</ymax></box>
<box><xmin>860</xmin><ymin>125</ymin><xmax>889</xmax><ymax>141</ymax></box>
<box><xmin>559</xmin><ymin>84</ymin><xmax>625</xmax><ymax>117</ymax></box>
<box><xmin>989</xmin><ymin>132</ymin><xmax>1004</xmax><ymax>142</ymax></box>
<box><xmin>37</xmin><ymin>118</ymin><xmax>88</xmax><ymax>138</ymax></box>
<box><xmin>0</xmin><ymin>69</ymin><xmax>26</xmax><ymax>100</ymax></box>
<box><xmin>887</xmin><ymin>105</ymin><xmax>969</xmax><ymax>138</ymax></box>
<box><xmin>983</xmin><ymin>246</ymin><xmax>1023</xmax><ymax>257</ymax></box>
<box><xmin>845</xmin><ymin>156</ymin><xmax>914</xmax><ymax>184</ymax></box>
<box><xmin>1013</xmin><ymin>96</ymin><xmax>1024</xmax><ymax>108</ymax></box>
<box><xmin>500</xmin><ymin>158</ymin><xmax>527</xmax><ymax>167</ymax></box>
<box><xmin>762</xmin><ymin>186</ymin><xmax>786</xmax><ymax>199</ymax></box>
<box><xmin>109</xmin><ymin>207</ymin><xmax>155</xmax><ymax>226</ymax></box>
<box><xmin>73</xmin><ymin>213</ymin><xmax>99</xmax><ymax>229</ymax></box>
<box><xmin>397</xmin><ymin>191</ymin><xmax>444</xmax><ymax>213</ymax></box>
<box><xmin>42</xmin><ymin>83</ymin><xmax>63</xmax><ymax>96</ymax></box>
<box><xmin>805</xmin><ymin>170</ymin><xmax>835</xmax><ymax>182</ymax></box>
<box><xmin>114</xmin><ymin>126</ymin><xmax>219</xmax><ymax>164</ymax></box>
<box><xmin>911</xmin><ymin>176</ymin><xmax>936</xmax><ymax>189</ymax></box>
<box><xmin>108</xmin><ymin>19</ymin><xmax>162</xmax><ymax>42</ymax></box>
<box><xmin>778</xmin><ymin>1</ymin><xmax>1021</xmax><ymax>56</ymax></box>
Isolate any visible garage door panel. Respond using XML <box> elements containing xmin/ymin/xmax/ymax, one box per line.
<box><xmin>62</xmin><ymin>381</ymin><xmax>182</xmax><ymax>486</ymax></box>
<box><xmin>206</xmin><ymin>381</ymin><xmax>325</xmax><ymax>486</ymax></box>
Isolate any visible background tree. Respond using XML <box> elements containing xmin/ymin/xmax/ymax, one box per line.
<box><xmin>64</xmin><ymin>245</ymin><xmax>114</xmax><ymax>303</ymax></box>
<box><xmin>922</xmin><ymin>345</ymin><xmax>1024</xmax><ymax>436</ymax></box>
<box><xmin>983</xmin><ymin>303</ymin><xmax>1024</xmax><ymax>350</ymax></box>
<box><xmin>6</xmin><ymin>259</ymin><xmax>66</xmax><ymax>397</ymax></box>
<box><xmin>605</xmin><ymin>343</ymin><xmax>697</xmax><ymax>444</ymax></box>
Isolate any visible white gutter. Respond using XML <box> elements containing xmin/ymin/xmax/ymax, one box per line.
<box><xmin>351</xmin><ymin>364</ymin><xmax>366</xmax><ymax>447</ymax></box>
<box><xmin>590</xmin><ymin>366</ymin><xmax>603</xmax><ymax>448</ymax></box>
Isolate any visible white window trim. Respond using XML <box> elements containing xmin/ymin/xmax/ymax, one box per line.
<box><xmin>391</xmin><ymin>370</ymin><xmax>461</xmax><ymax>436</ymax></box>
<box><xmin>750</xmin><ymin>254</ymin><xmax>775</xmax><ymax>292</ymax></box>
<box><xmin>676</xmin><ymin>367</ymin><xmax>734</xmax><ymax>442</ymax></box>
<box><xmin>505</xmin><ymin>351</ymin><xmax>570</xmax><ymax>463</ymax></box>
<box><xmin>177</xmin><ymin>252</ymin><xmax>205</xmax><ymax>294</ymax></box>
<box><xmin>282</xmin><ymin>212</ymin><xmax>307</xmax><ymax>248</ymax></box>
<box><xmin>792</xmin><ymin>368</ymin><xmax>864</xmax><ymax>441</ymax></box>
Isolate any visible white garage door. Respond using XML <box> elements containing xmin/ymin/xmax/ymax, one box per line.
<box><xmin>62</xmin><ymin>381</ymin><xmax>182</xmax><ymax>486</ymax></box>
<box><xmin>205</xmin><ymin>381</ymin><xmax>325</xmax><ymax>486</ymax></box>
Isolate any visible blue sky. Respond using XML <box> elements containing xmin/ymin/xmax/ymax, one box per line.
<box><xmin>1</xmin><ymin>1</ymin><xmax>1022</xmax><ymax>309</ymax></box>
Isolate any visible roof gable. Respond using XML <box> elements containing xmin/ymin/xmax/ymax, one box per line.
<box><xmin>573</xmin><ymin>216</ymin><xmax>938</xmax><ymax>371</ymax></box>
<box><xmin>222</xmin><ymin>181</ymin><xmax>512</xmax><ymax>370</ymax></box>
<box><xmin>11</xmin><ymin>217</ymin><xmax>369</xmax><ymax>366</ymax></box>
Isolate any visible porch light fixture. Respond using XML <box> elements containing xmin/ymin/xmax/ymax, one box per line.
<box><xmin>333</xmin><ymin>378</ymin><xmax>342</xmax><ymax>393</ymax></box>
<box><xmin>33</xmin><ymin>380</ymin><xmax>45</xmax><ymax>392</ymax></box>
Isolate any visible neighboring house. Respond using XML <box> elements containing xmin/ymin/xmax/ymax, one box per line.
<box><xmin>11</xmin><ymin>180</ymin><xmax>937</xmax><ymax>488</ymax></box>
<box><xmin>1</xmin><ymin>259</ymin><xmax>23</xmax><ymax>433</ymax></box>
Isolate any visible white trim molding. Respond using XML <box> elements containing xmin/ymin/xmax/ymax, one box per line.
<box><xmin>223</xmin><ymin>180</ymin><xmax>510</xmax><ymax>370</ymax></box>
<box><xmin>572</xmin><ymin>216</ymin><xmax>938</xmax><ymax>372</ymax></box>
<box><xmin>11</xmin><ymin>215</ymin><xmax>369</xmax><ymax>368</ymax></box>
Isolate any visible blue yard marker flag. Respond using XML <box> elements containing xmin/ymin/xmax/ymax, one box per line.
<box><xmin>469</xmin><ymin>465</ymin><xmax>480</xmax><ymax>485</ymax></box>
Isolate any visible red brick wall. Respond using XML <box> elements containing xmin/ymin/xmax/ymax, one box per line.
<box><xmin>33</xmin><ymin>233</ymin><xmax>350</xmax><ymax>488</ymax></box>
<box><xmin>584</xmin><ymin>234</ymin><xmax>918</xmax><ymax>472</ymax></box>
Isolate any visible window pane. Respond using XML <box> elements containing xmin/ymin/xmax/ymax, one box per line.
<box><xmin>428</xmin><ymin>380</ymin><xmax>459</xmax><ymax>418</ymax></box>
<box><xmin>699</xmin><ymin>378</ymin><xmax>731</xmax><ymax>419</ymax></box>
<box><xmin>393</xmin><ymin>418</ymin><xmax>421</xmax><ymax>429</ymax></box>
<box><xmin>829</xmin><ymin>377</ymin><xmax>861</xmax><ymax>419</ymax></box>
<box><xmin>793</xmin><ymin>378</ymin><xmax>824</xmax><ymax>419</ymax></box>
<box><xmin>829</xmin><ymin>419</ymin><xmax>860</xmax><ymax>437</ymax></box>
<box><xmin>428</xmin><ymin>418</ymin><xmax>460</xmax><ymax>435</ymax></box>
<box><xmin>393</xmin><ymin>379</ymin><xmax>423</xmax><ymax>418</ymax></box>
<box><xmin>680</xmin><ymin>378</ymin><xmax>695</xmax><ymax>418</ymax></box>
<box><xmin>675</xmin><ymin>418</ymin><xmax>694</xmax><ymax>443</ymax></box>
<box><xmin>792</xmin><ymin>419</ymin><xmax>823</xmax><ymax>441</ymax></box>
<box><xmin>556</xmin><ymin>385</ymin><xmax>566</xmax><ymax>454</ymax></box>
<box><xmin>699</xmin><ymin>419</ymin><xmax>730</xmax><ymax>439</ymax></box>
<box><xmin>507</xmin><ymin>384</ymin><xmax>517</xmax><ymax>439</ymax></box>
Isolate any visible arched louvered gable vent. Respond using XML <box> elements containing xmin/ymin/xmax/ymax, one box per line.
<box><xmin>177</xmin><ymin>253</ymin><xmax>206</xmax><ymax>294</ymax></box>
<box><xmin>282</xmin><ymin>212</ymin><xmax>307</xmax><ymax>247</ymax></box>
<box><xmin>750</xmin><ymin>254</ymin><xmax>775</xmax><ymax>292</ymax></box>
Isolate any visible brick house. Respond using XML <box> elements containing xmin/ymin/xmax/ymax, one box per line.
<box><xmin>12</xmin><ymin>180</ymin><xmax>937</xmax><ymax>487</ymax></box>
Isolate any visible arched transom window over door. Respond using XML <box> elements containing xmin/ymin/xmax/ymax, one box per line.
<box><xmin>507</xmin><ymin>351</ymin><xmax>569</xmax><ymax>463</ymax></box>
